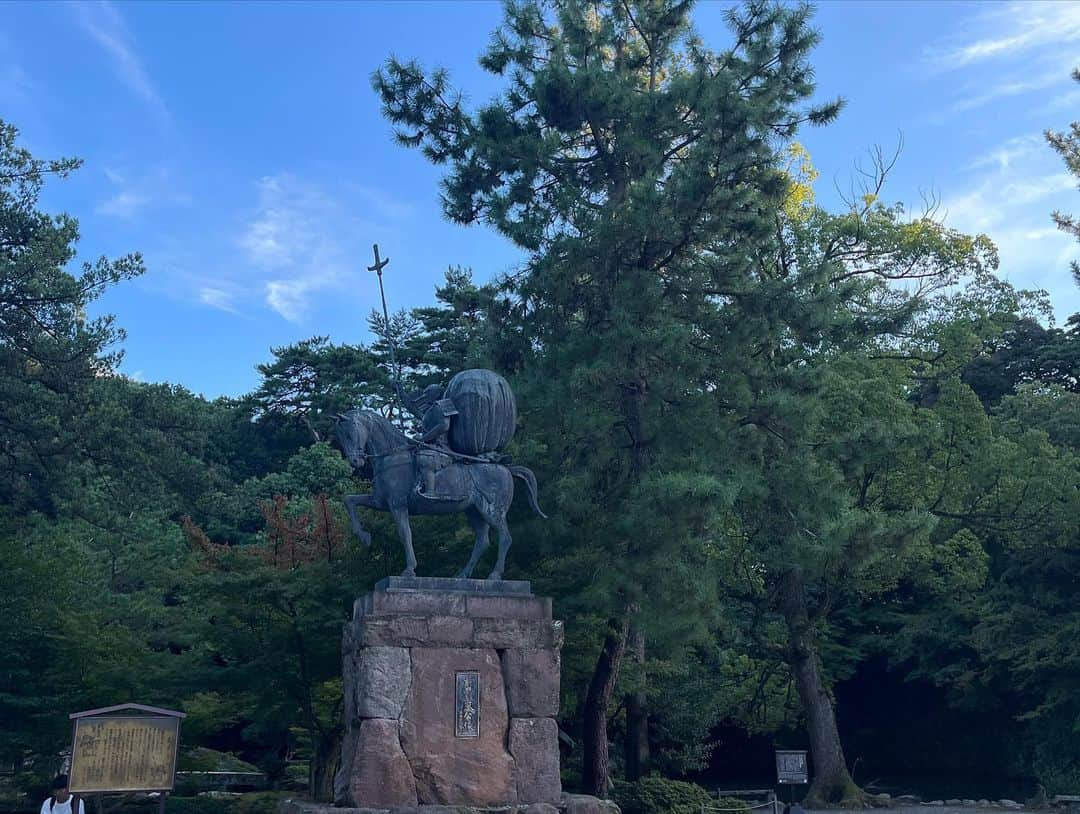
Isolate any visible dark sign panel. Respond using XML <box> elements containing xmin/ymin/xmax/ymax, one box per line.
<box><xmin>454</xmin><ymin>671</ymin><xmax>480</xmax><ymax>738</ymax></box>
<box><xmin>775</xmin><ymin>750</ymin><xmax>809</xmax><ymax>785</ymax></box>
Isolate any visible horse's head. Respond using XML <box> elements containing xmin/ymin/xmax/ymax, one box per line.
<box><xmin>334</xmin><ymin>410</ymin><xmax>372</xmax><ymax>470</ymax></box>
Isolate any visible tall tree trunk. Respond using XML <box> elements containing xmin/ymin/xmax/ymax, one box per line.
<box><xmin>583</xmin><ymin>613</ymin><xmax>631</xmax><ymax>796</ymax></box>
<box><xmin>624</xmin><ymin>625</ymin><xmax>650</xmax><ymax>781</ymax></box>
<box><xmin>779</xmin><ymin>569</ymin><xmax>864</xmax><ymax>807</ymax></box>
<box><xmin>310</xmin><ymin>727</ymin><xmax>342</xmax><ymax>802</ymax></box>
<box><xmin>620</xmin><ymin>371</ymin><xmax>651</xmax><ymax>784</ymax></box>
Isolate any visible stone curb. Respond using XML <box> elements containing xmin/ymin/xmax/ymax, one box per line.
<box><xmin>283</xmin><ymin>792</ymin><xmax>619</xmax><ymax>814</ymax></box>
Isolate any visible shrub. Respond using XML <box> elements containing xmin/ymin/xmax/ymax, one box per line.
<box><xmin>165</xmin><ymin>796</ymin><xmax>236</xmax><ymax>814</ymax></box>
<box><xmin>232</xmin><ymin>791</ymin><xmax>295</xmax><ymax>814</ymax></box>
<box><xmin>615</xmin><ymin>776</ymin><xmax>715</xmax><ymax>814</ymax></box>
<box><xmin>715</xmin><ymin>797</ymin><xmax>752</xmax><ymax>814</ymax></box>
<box><xmin>165</xmin><ymin>791</ymin><xmax>291</xmax><ymax>814</ymax></box>
<box><xmin>178</xmin><ymin>749</ymin><xmax>261</xmax><ymax>773</ymax></box>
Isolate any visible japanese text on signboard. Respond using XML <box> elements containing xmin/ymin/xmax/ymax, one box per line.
<box><xmin>776</xmin><ymin>750</ymin><xmax>809</xmax><ymax>785</ymax></box>
<box><xmin>69</xmin><ymin>717</ymin><xmax>180</xmax><ymax>793</ymax></box>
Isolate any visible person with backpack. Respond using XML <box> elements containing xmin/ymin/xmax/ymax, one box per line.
<box><xmin>40</xmin><ymin>775</ymin><xmax>85</xmax><ymax>814</ymax></box>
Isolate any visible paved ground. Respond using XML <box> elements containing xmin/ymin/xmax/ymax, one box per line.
<box><xmin>805</xmin><ymin>808</ymin><xmax>1038</xmax><ymax>814</ymax></box>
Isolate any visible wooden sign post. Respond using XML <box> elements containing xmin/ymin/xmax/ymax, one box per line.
<box><xmin>69</xmin><ymin>704</ymin><xmax>186</xmax><ymax>814</ymax></box>
<box><xmin>775</xmin><ymin>749</ymin><xmax>808</xmax><ymax>808</ymax></box>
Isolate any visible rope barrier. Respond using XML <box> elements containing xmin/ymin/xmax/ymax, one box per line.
<box><xmin>702</xmin><ymin>801</ymin><xmax>781</xmax><ymax>812</ymax></box>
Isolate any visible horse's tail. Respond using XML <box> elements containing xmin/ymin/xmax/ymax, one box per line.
<box><xmin>508</xmin><ymin>465</ymin><xmax>548</xmax><ymax>519</ymax></box>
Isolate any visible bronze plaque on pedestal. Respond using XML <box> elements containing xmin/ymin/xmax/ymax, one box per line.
<box><xmin>455</xmin><ymin>671</ymin><xmax>480</xmax><ymax>738</ymax></box>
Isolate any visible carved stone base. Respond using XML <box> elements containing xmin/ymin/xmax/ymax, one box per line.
<box><xmin>335</xmin><ymin>578</ymin><xmax>564</xmax><ymax>809</ymax></box>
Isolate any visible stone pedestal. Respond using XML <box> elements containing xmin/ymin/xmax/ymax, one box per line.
<box><xmin>335</xmin><ymin>578</ymin><xmax>564</xmax><ymax>810</ymax></box>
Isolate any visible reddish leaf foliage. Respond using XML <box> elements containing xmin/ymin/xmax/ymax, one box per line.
<box><xmin>182</xmin><ymin>494</ymin><xmax>346</xmax><ymax>572</ymax></box>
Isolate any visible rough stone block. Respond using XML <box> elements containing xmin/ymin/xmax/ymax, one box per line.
<box><xmin>560</xmin><ymin>795</ymin><xmax>620</xmax><ymax>814</ymax></box>
<box><xmin>426</xmin><ymin>615</ymin><xmax>476</xmax><ymax>645</ymax></box>
<box><xmin>348</xmin><ymin>646</ymin><xmax>411</xmax><ymax>720</ymax></box>
<box><xmin>501</xmin><ymin>649</ymin><xmax>560</xmax><ymax>718</ymax></box>
<box><xmin>399</xmin><ymin>647</ymin><xmax>516</xmax><ymax>806</ymax></box>
<box><xmin>525</xmin><ymin>805</ymin><xmax>560</xmax><ymax>814</ymax></box>
<box><xmin>356</xmin><ymin>591</ymin><xmax>468</xmax><ymax>619</ymax></box>
<box><xmin>335</xmin><ymin>719</ymin><xmax>418</xmax><ymax>808</ymax></box>
<box><xmin>357</xmin><ymin>616</ymin><xmax>430</xmax><ymax>647</ymax></box>
<box><xmin>473</xmin><ymin>618</ymin><xmax>554</xmax><ymax>649</ymax></box>
<box><xmin>375</xmin><ymin>575</ymin><xmax>532</xmax><ymax>595</ymax></box>
<box><xmin>357</xmin><ymin>615</ymin><xmax>485</xmax><ymax>647</ymax></box>
<box><xmin>343</xmin><ymin>622</ymin><xmax>358</xmax><ymax>652</ymax></box>
<box><xmin>509</xmin><ymin>718</ymin><xmax>561</xmax><ymax>805</ymax></box>
<box><xmin>465</xmin><ymin>594</ymin><xmax>552</xmax><ymax>620</ymax></box>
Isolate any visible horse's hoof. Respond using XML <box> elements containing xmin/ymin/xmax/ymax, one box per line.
<box><xmin>486</xmin><ymin>571</ymin><xmax>502</xmax><ymax>581</ymax></box>
<box><xmin>401</xmin><ymin>569</ymin><xmax>416</xmax><ymax>578</ymax></box>
<box><xmin>455</xmin><ymin>570</ymin><xmax>471</xmax><ymax>579</ymax></box>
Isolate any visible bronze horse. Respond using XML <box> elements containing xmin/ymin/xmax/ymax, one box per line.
<box><xmin>335</xmin><ymin>409</ymin><xmax>545</xmax><ymax>580</ymax></box>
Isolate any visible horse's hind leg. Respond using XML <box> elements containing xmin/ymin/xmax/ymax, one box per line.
<box><xmin>488</xmin><ymin>516</ymin><xmax>512</xmax><ymax>581</ymax></box>
<box><xmin>390</xmin><ymin>507</ymin><xmax>417</xmax><ymax>578</ymax></box>
<box><xmin>456</xmin><ymin>507</ymin><xmax>489</xmax><ymax>580</ymax></box>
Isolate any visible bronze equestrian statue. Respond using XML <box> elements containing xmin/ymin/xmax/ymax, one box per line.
<box><xmin>335</xmin><ymin>369</ymin><xmax>545</xmax><ymax>580</ymax></box>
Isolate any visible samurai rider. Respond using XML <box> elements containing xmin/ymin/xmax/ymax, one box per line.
<box><xmin>403</xmin><ymin>383</ymin><xmax>459</xmax><ymax>500</ymax></box>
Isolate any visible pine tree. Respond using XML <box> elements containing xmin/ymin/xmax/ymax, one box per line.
<box><xmin>374</xmin><ymin>0</ymin><xmax>840</xmax><ymax>793</ymax></box>
<box><xmin>0</xmin><ymin>119</ymin><xmax>143</xmax><ymax>514</ymax></box>
<box><xmin>1046</xmin><ymin>67</ymin><xmax>1080</xmax><ymax>286</ymax></box>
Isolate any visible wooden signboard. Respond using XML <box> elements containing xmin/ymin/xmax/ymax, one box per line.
<box><xmin>69</xmin><ymin>704</ymin><xmax>185</xmax><ymax>795</ymax></box>
<box><xmin>775</xmin><ymin>749</ymin><xmax>809</xmax><ymax>785</ymax></box>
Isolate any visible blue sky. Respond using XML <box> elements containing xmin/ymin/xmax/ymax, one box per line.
<box><xmin>1</xmin><ymin>1</ymin><xmax>1078</xmax><ymax>398</ymax></box>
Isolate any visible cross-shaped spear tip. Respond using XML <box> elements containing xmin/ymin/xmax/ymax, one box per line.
<box><xmin>367</xmin><ymin>243</ymin><xmax>390</xmax><ymax>275</ymax></box>
<box><xmin>366</xmin><ymin>241</ymin><xmax>405</xmax><ymax>415</ymax></box>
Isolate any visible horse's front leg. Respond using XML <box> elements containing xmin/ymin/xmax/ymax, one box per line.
<box><xmin>343</xmin><ymin>494</ymin><xmax>378</xmax><ymax>547</ymax></box>
<box><xmin>390</xmin><ymin>507</ymin><xmax>418</xmax><ymax>578</ymax></box>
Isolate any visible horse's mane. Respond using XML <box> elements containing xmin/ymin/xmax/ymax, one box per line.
<box><xmin>351</xmin><ymin>409</ymin><xmax>409</xmax><ymax>452</ymax></box>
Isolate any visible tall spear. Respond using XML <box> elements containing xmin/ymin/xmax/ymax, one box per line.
<box><xmin>367</xmin><ymin>243</ymin><xmax>409</xmax><ymax>419</ymax></box>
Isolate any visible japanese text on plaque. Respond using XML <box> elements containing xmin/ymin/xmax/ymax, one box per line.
<box><xmin>454</xmin><ymin>672</ymin><xmax>480</xmax><ymax>738</ymax></box>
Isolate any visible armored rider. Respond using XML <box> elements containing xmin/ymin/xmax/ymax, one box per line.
<box><xmin>402</xmin><ymin>383</ymin><xmax>459</xmax><ymax>499</ymax></box>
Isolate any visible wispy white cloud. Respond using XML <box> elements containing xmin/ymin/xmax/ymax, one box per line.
<box><xmin>967</xmin><ymin>134</ymin><xmax>1045</xmax><ymax>171</ymax></box>
<box><xmin>145</xmin><ymin>173</ymin><xmax>407</xmax><ymax>320</ymax></box>
<box><xmin>354</xmin><ymin>185</ymin><xmax>415</xmax><ymax>221</ymax></box>
<box><xmin>0</xmin><ymin>34</ymin><xmax>50</xmax><ymax>132</ymax></box>
<box><xmin>1045</xmin><ymin>85</ymin><xmax>1080</xmax><ymax>114</ymax></box>
<box><xmin>943</xmin><ymin>63</ymin><xmax>1074</xmax><ymax>116</ymax></box>
<box><xmin>70</xmin><ymin>1</ymin><xmax>169</xmax><ymax>123</ymax></box>
<box><xmin>265</xmin><ymin>279</ymin><xmax>316</xmax><ymax>323</ymax></box>
<box><xmin>943</xmin><ymin>174</ymin><xmax>1073</xmax><ymax>232</ymax></box>
<box><xmin>918</xmin><ymin>2</ymin><xmax>1080</xmax><ymax>127</ymax></box>
<box><xmin>95</xmin><ymin>165</ymin><xmax>188</xmax><ymax>219</ymax></box>
<box><xmin>928</xmin><ymin>2</ymin><xmax>1080</xmax><ymax>71</ymax></box>
<box><xmin>97</xmin><ymin>189</ymin><xmax>150</xmax><ymax>218</ymax></box>
<box><xmin>941</xmin><ymin>134</ymin><xmax>1079</xmax><ymax>319</ymax></box>
<box><xmin>240</xmin><ymin>174</ymin><xmax>373</xmax><ymax>322</ymax></box>
<box><xmin>0</xmin><ymin>63</ymin><xmax>37</xmax><ymax>109</ymax></box>
<box><xmin>198</xmin><ymin>287</ymin><xmax>240</xmax><ymax>314</ymax></box>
